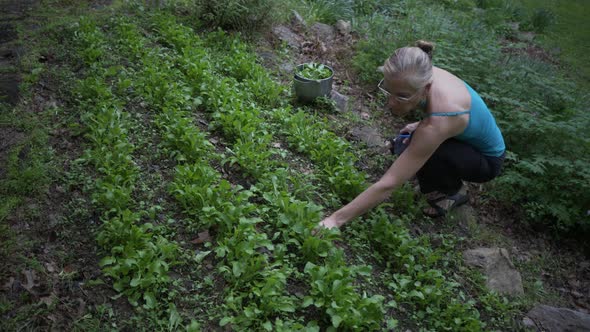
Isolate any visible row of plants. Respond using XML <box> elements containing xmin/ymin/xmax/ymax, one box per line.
<box><xmin>72</xmin><ymin>17</ymin><xmax>179</xmax><ymax>312</ymax></box>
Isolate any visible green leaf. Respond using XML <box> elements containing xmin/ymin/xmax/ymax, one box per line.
<box><xmin>262</xmin><ymin>321</ymin><xmax>272</xmax><ymax>331</ymax></box>
<box><xmin>219</xmin><ymin>316</ymin><xmax>232</xmax><ymax>327</ymax></box>
<box><xmin>195</xmin><ymin>250</ymin><xmax>211</xmax><ymax>262</ymax></box>
<box><xmin>99</xmin><ymin>256</ymin><xmax>116</xmax><ymax>266</ymax></box>
<box><xmin>143</xmin><ymin>292</ymin><xmax>156</xmax><ymax>309</ymax></box>
<box><xmin>277</xmin><ymin>302</ymin><xmax>296</xmax><ymax>312</ymax></box>
<box><xmin>302</xmin><ymin>296</ymin><xmax>314</xmax><ymax>308</ymax></box>
<box><xmin>130</xmin><ymin>276</ymin><xmax>141</xmax><ymax>287</ymax></box>
<box><xmin>331</xmin><ymin>315</ymin><xmax>342</xmax><ymax>328</ymax></box>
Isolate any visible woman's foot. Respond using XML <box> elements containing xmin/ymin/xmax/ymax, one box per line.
<box><xmin>423</xmin><ymin>185</ymin><xmax>468</xmax><ymax>217</ymax></box>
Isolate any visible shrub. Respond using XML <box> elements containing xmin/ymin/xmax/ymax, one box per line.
<box><xmin>303</xmin><ymin>0</ymin><xmax>354</xmax><ymax>25</ymax></box>
<box><xmin>523</xmin><ymin>8</ymin><xmax>555</xmax><ymax>33</ymax></box>
<box><xmin>196</xmin><ymin>0</ymin><xmax>276</xmax><ymax>30</ymax></box>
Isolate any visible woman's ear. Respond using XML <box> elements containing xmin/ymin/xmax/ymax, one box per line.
<box><xmin>424</xmin><ymin>81</ymin><xmax>432</xmax><ymax>93</ymax></box>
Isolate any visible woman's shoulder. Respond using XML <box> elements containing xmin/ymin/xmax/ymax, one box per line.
<box><xmin>431</xmin><ymin>70</ymin><xmax>471</xmax><ymax>113</ymax></box>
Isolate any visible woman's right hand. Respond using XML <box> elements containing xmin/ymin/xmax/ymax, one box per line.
<box><xmin>400</xmin><ymin>121</ymin><xmax>419</xmax><ymax>143</ymax></box>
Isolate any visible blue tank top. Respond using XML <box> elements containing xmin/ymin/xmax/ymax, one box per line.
<box><xmin>427</xmin><ymin>82</ymin><xmax>505</xmax><ymax>157</ymax></box>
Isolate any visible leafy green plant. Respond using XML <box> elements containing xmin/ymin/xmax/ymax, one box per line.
<box><xmin>297</xmin><ymin>63</ymin><xmax>332</xmax><ymax>80</ymax></box>
<box><xmin>98</xmin><ymin>210</ymin><xmax>178</xmax><ymax>308</ymax></box>
<box><xmin>367</xmin><ymin>210</ymin><xmax>485</xmax><ymax>330</ymax></box>
<box><xmin>73</xmin><ymin>17</ymin><xmax>107</xmax><ymax>65</ymax></box>
<box><xmin>303</xmin><ymin>254</ymin><xmax>384</xmax><ymax>330</ymax></box>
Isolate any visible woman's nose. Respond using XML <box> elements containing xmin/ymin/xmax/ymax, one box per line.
<box><xmin>387</xmin><ymin>96</ymin><xmax>399</xmax><ymax>108</ymax></box>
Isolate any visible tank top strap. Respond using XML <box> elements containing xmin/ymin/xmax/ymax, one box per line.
<box><xmin>427</xmin><ymin>110</ymin><xmax>471</xmax><ymax>117</ymax></box>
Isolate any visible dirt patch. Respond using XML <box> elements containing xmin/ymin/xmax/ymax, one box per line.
<box><xmin>476</xmin><ymin>199</ymin><xmax>590</xmax><ymax>311</ymax></box>
<box><xmin>0</xmin><ymin>23</ymin><xmax>18</xmax><ymax>43</ymax></box>
<box><xmin>0</xmin><ymin>127</ymin><xmax>24</xmax><ymax>177</ymax></box>
<box><xmin>0</xmin><ymin>0</ymin><xmax>38</xmax><ymax>19</ymax></box>
<box><xmin>0</xmin><ymin>73</ymin><xmax>21</xmax><ymax>105</ymax></box>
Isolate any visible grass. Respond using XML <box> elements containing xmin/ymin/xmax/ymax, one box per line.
<box><xmin>515</xmin><ymin>0</ymin><xmax>590</xmax><ymax>88</ymax></box>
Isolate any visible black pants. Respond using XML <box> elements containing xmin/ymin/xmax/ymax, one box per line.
<box><xmin>393</xmin><ymin>136</ymin><xmax>505</xmax><ymax>195</ymax></box>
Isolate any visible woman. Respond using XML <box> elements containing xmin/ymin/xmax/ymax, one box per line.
<box><xmin>319</xmin><ymin>40</ymin><xmax>505</xmax><ymax>229</ymax></box>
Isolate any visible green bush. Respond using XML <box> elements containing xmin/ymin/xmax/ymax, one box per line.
<box><xmin>196</xmin><ymin>0</ymin><xmax>276</xmax><ymax>30</ymax></box>
<box><xmin>304</xmin><ymin>0</ymin><xmax>354</xmax><ymax>24</ymax></box>
<box><xmin>523</xmin><ymin>8</ymin><xmax>555</xmax><ymax>33</ymax></box>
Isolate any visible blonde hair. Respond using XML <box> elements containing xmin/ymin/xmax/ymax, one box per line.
<box><xmin>383</xmin><ymin>40</ymin><xmax>435</xmax><ymax>89</ymax></box>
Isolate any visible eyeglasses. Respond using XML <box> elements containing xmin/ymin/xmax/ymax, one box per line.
<box><xmin>378</xmin><ymin>79</ymin><xmax>421</xmax><ymax>102</ymax></box>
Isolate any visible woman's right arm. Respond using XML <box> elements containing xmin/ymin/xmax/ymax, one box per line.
<box><xmin>319</xmin><ymin>123</ymin><xmax>446</xmax><ymax>229</ymax></box>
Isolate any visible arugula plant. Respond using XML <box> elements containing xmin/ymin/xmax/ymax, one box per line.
<box><xmin>297</xmin><ymin>63</ymin><xmax>333</xmax><ymax>80</ymax></box>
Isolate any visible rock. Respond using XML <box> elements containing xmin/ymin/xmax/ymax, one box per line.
<box><xmin>551</xmin><ymin>47</ymin><xmax>562</xmax><ymax>56</ymax></box>
<box><xmin>451</xmin><ymin>204</ymin><xmax>476</xmax><ymax>224</ymax></box>
<box><xmin>258</xmin><ymin>51</ymin><xmax>276</xmax><ymax>64</ymax></box>
<box><xmin>507</xmin><ymin>22</ymin><xmax>520</xmax><ymax>31</ymax></box>
<box><xmin>330</xmin><ymin>90</ymin><xmax>349</xmax><ymax>112</ymax></box>
<box><xmin>310</xmin><ymin>23</ymin><xmax>336</xmax><ymax>44</ymax></box>
<box><xmin>526</xmin><ymin>305</ymin><xmax>590</xmax><ymax>331</ymax></box>
<box><xmin>350</xmin><ymin>126</ymin><xmax>383</xmax><ymax>148</ymax></box>
<box><xmin>279</xmin><ymin>62</ymin><xmax>294</xmax><ymax>74</ymax></box>
<box><xmin>522</xmin><ymin>317</ymin><xmax>536</xmax><ymax>328</ymax></box>
<box><xmin>291</xmin><ymin>10</ymin><xmax>306</xmax><ymax>27</ymax></box>
<box><xmin>463</xmin><ymin>247</ymin><xmax>524</xmax><ymax>296</ymax></box>
<box><xmin>335</xmin><ymin>20</ymin><xmax>352</xmax><ymax>35</ymax></box>
<box><xmin>517</xmin><ymin>31</ymin><xmax>536</xmax><ymax>42</ymax></box>
<box><xmin>272</xmin><ymin>25</ymin><xmax>301</xmax><ymax>49</ymax></box>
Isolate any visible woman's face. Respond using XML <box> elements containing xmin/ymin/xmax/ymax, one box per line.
<box><xmin>380</xmin><ymin>76</ymin><xmax>424</xmax><ymax>116</ymax></box>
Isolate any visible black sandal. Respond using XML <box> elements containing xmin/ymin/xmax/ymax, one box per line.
<box><xmin>424</xmin><ymin>192</ymin><xmax>469</xmax><ymax>218</ymax></box>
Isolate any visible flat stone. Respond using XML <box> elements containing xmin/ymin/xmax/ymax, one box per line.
<box><xmin>279</xmin><ymin>62</ymin><xmax>294</xmax><ymax>74</ymax></box>
<box><xmin>463</xmin><ymin>247</ymin><xmax>524</xmax><ymax>296</ymax></box>
<box><xmin>507</xmin><ymin>22</ymin><xmax>520</xmax><ymax>31</ymax></box>
<box><xmin>517</xmin><ymin>31</ymin><xmax>536</xmax><ymax>42</ymax></box>
<box><xmin>272</xmin><ymin>25</ymin><xmax>301</xmax><ymax>49</ymax></box>
<box><xmin>350</xmin><ymin>126</ymin><xmax>383</xmax><ymax>148</ymax></box>
<box><xmin>330</xmin><ymin>90</ymin><xmax>349</xmax><ymax>112</ymax></box>
<box><xmin>335</xmin><ymin>20</ymin><xmax>352</xmax><ymax>35</ymax></box>
<box><xmin>310</xmin><ymin>23</ymin><xmax>336</xmax><ymax>44</ymax></box>
<box><xmin>526</xmin><ymin>305</ymin><xmax>590</xmax><ymax>331</ymax></box>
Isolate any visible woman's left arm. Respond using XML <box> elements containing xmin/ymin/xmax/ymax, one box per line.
<box><xmin>319</xmin><ymin>124</ymin><xmax>447</xmax><ymax>229</ymax></box>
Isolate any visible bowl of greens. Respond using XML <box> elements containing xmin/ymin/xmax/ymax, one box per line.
<box><xmin>293</xmin><ymin>62</ymin><xmax>334</xmax><ymax>102</ymax></box>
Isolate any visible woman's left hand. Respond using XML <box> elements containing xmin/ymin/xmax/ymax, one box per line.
<box><xmin>317</xmin><ymin>216</ymin><xmax>343</xmax><ymax>229</ymax></box>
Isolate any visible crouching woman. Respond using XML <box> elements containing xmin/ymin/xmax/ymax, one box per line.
<box><xmin>319</xmin><ymin>40</ymin><xmax>505</xmax><ymax>229</ymax></box>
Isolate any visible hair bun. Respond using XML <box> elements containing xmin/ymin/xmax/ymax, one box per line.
<box><xmin>415</xmin><ymin>40</ymin><xmax>434</xmax><ymax>59</ymax></box>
